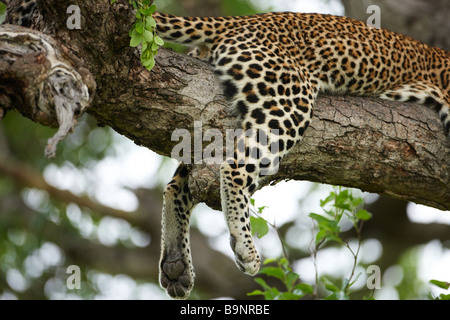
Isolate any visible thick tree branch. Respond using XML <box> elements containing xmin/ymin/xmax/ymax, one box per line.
<box><xmin>5</xmin><ymin>0</ymin><xmax>450</xmax><ymax>211</ymax></box>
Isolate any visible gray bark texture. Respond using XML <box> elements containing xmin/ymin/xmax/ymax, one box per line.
<box><xmin>2</xmin><ymin>0</ymin><xmax>449</xmax><ymax>211</ymax></box>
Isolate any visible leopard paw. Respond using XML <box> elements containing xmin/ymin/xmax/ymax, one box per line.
<box><xmin>230</xmin><ymin>235</ymin><xmax>261</xmax><ymax>276</ymax></box>
<box><xmin>159</xmin><ymin>253</ymin><xmax>194</xmax><ymax>299</ymax></box>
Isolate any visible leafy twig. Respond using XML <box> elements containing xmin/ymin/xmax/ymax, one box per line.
<box><xmin>111</xmin><ymin>0</ymin><xmax>163</xmax><ymax>70</ymax></box>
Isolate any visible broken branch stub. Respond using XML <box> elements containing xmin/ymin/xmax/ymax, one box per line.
<box><xmin>0</xmin><ymin>24</ymin><xmax>96</xmax><ymax>157</ymax></box>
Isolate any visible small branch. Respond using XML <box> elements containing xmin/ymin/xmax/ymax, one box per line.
<box><xmin>0</xmin><ymin>24</ymin><xmax>96</xmax><ymax>157</ymax></box>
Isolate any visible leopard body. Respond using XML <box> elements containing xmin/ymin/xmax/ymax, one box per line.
<box><xmin>7</xmin><ymin>0</ymin><xmax>449</xmax><ymax>299</ymax></box>
<box><xmin>154</xmin><ymin>11</ymin><xmax>449</xmax><ymax>299</ymax></box>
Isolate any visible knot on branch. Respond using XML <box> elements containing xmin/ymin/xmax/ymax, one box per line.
<box><xmin>0</xmin><ymin>24</ymin><xmax>96</xmax><ymax>157</ymax></box>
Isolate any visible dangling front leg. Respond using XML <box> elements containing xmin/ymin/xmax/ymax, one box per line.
<box><xmin>220</xmin><ymin>127</ymin><xmax>284</xmax><ymax>275</ymax></box>
<box><xmin>159</xmin><ymin>163</ymin><xmax>195</xmax><ymax>299</ymax></box>
<box><xmin>220</xmin><ymin>159</ymin><xmax>261</xmax><ymax>275</ymax></box>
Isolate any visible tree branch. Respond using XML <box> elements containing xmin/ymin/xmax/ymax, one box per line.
<box><xmin>0</xmin><ymin>24</ymin><xmax>96</xmax><ymax>157</ymax></box>
<box><xmin>5</xmin><ymin>0</ymin><xmax>450</xmax><ymax>211</ymax></box>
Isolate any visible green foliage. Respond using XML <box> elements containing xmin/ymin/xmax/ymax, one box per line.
<box><xmin>248</xmin><ymin>188</ymin><xmax>449</xmax><ymax>300</ymax></box>
<box><xmin>111</xmin><ymin>0</ymin><xmax>163</xmax><ymax>71</ymax></box>
<box><xmin>429</xmin><ymin>279</ymin><xmax>450</xmax><ymax>289</ymax></box>
<box><xmin>310</xmin><ymin>187</ymin><xmax>370</xmax><ymax>247</ymax></box>
<box><xmin>248</xmin><ymin>258</ymin><xmax>313</xmax><ymax>300</ymax></box>
<box><xmin>429</xmin><ymin>280</ymin><xmax>450</xmax><ymax>300</ymax></box>
<box><xmin>249</xmin><ymin>198</ymin><xmax>269</xmax><ymax>239</ymax></box>
<box><xmin>250</xmin><ymin>216</ymin><xmax>269</xmax><ymax>239</ymax></box>
<box><xmin>248</xmin><ymin>187</ymin><xmax>373</xmax><ymax>300</ymax></box>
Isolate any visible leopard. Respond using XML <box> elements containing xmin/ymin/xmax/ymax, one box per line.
<box><xmin>153</xmin><ymin>11</ymin><xmax>449</xmax><ymax>299</ymax></box>
<box><xmin>5</xmin><ymin>0</ymin><xmax>449</xmax><ymax>299</ymax></box>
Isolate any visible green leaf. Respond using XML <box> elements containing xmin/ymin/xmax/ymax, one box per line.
<box><xmin>146</xmin><ymin>16</ymin><xmax>157</xmax><ymax>29</ymax></box>
<box><xmin>135</xmin><ymin>21</ymin><xmax>144</xmax><ymax>34</ymax></box>
<box><xmin>309</xmin><ymin>213</ymin><xmax>331</xmax><ymax>224</ymax></box>
<box><xmin>320</xmin><ymin>192</ymin><xmax>335</xmax><ymax>208</ymax></box>
<box><xmin>322</xmin><ymin>219</ymin><xmax>340</xmax><ymax>233</ymax></box>
<box><xmin>315</xmin><ymin>229</ymin><xmax>327</xmax><ymax>245</ymax></box>
<box><xmin>351</xmin><ymin>197</ymin><xmax>364</xmax><ymax>208</ymax></box>
<box><xmin>250</xmin><ymin>216</ymin><xmax>269</xmax><ymax>239</ymax></box>
<box><xmin>356</xmin><ymin>209</ymin><xmax>372</xmax><ymax>221</ymax></box>
<box><xmin>141</xmin><ymin>55</ymin><xmax>153</xmax><ymax>66</ymax></box>
<box><xmin>130</xmin><ymin>34</ymin><xmax>143</xmax><ymax>47</ymax></box>
<box><xmin>321</xmin><ymin>276</ymin><xmax>340</xmax><ymax>293</ymax></box>
<box><xmin>141</xmin><ymin>41</ymin><xmax>148</xmax><ymax>52</ymax></box>
<box><xmin>263</xmin><ymin>258</ymin><xmax>276</xmax><ymax>265</ymax></box>
<box><xmin>254</xmin><ymin>277</ymin><xmax>271</xmax><ymax>290</ymax></box>
<box><xmin>264</xmin><ymin>289</ymin><xmax>280</xmax><ymax>300</ymax></box>
<box><xmin>259</xmin><ymin>266</ymin><xmax>285</xmax><ymax>281</ymax></box>
<box><xmin>438</xmin><ymin>294</ymin><xmax>450</xmax><ymax>300</ymax></box>
<box><xmin>151</xmin><ymin>41</ymin><xmax>159</xmax><ymax>51</ymax></box>
<box><xmin>258</xmin><ymin>205</ymin><xmax>268</xmax><ymax>214</ymax></box>
<box><xmin>154</xmin><ymin>35</ymin><xmax>165</xmax><ymax>46</ymax></box>
<box><xmin>315</xmin><ymin>230</ymin><xmax>342</xmax><ymax>246</ymax></box>
<box><xmin>148</xmin><ymin>4</ymin><xmax>157</xmax><ymax>14</ymax></box>
<box><xmin>286</xmin><ymin>272</ymin><xmax>300</xmax><ymax>290</ymax></box>
<box><xmin>277</xmin><ymin>292</ymin><xmax>303</xmax><ymax>300</ymax></box>
<box><xmin>145</xmin><ymin>58</ymin><xmax>156</xmax><ymax>71</ymax></box>
<box><xmin>143</xmin><ymin>29</ymin><xmax>154</xmax><ymax>42</ymax></box>
<box><xmin>294</xmin><ymin>283</ymin><xmax>314</xmax><ymax>295</ymax></box>
<box><xmin>310</xmin><ymin>212</ymin><xmax>341</xmax><ymax>242</ymax></box>
<box><xmin>429</xmin><ymin>280</ymin><xmax>450</xmax><ymax>290</ymax></box>
<box><xmin>279</xmin><ymin>257</ymin><xmax>290</xmax><ymax>269</ymax></box>
<box><xmin>247</xmin><ymin>289</ymin><xmax>265</xmax><ymax>297</ymax></box>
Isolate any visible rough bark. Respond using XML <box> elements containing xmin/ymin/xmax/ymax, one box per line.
<box><xmin>3</xmin><ymin>0</ymin><xmax>450</xmax><ymax>211</ymax></box>
<box><xmin>0</xmin><ymin>24</ymin><xmax>95</xmax><ymax>157</ymax></box>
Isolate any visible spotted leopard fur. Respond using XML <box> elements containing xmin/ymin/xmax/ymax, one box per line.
<box><xmin>4</xmin><ymin>0</ymin><xmax>38</xmax><ymax>27</ymax></box>
<box><xmin>154</xmin><ymin>11</ymin><xmax>449</xmax><ymax>298</ymax></box>
<box><xmin>6</xmin><ymin>0</ymin><xmax>448</xmax><ymax>299</ymax></box>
